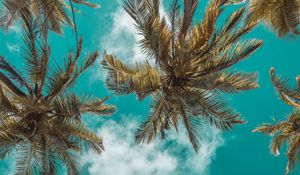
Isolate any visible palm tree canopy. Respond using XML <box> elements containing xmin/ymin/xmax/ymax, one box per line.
<box><xmin>247</xmin><ymin>0</ymin><xmax>300</xmax><ymax>37</ymax></box>
<box><xmin>102</xmin><ymin>0</ymin><xmax>263</xmax><ymax>152</ymax></box>
<box><xmin>253</xmin><ymin>68</ymin><xmax>300</xmax><ymax>175</ymax></box>
<box><xmin>0</xmin><ymin>0</ymin><xmax>99</xmax><ymax>33</ymax></box>
<box><xmin>0</xmin><ymin>13</ymin><xmax>116</xmax><ymax>175</ymax></box>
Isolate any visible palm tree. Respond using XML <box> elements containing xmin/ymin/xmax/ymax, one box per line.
<box><xmin>253</xmin><ymin>68</ymin><xmax>300</xmax><ymax>175</ymax></box>
<box><xmin>0</xmin><ymin>13</ymin><xmax>116</xmax><ymax>175</ymax></box>
<box><xmin>0</xmin><ymin>0</ymin><xmax>99</xmax><ymax>34</ymax></box>
<box><xmin>102</xmin><ymin>0</ymin><xmax>263</xmax><ymax>152</ymax></box>
<box><xmin>246</xmin><ymin>0</ymin><xmax>300</xmax><ymax>37</ymax></box>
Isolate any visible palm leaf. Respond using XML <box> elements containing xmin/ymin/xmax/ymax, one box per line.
<box><xmin>270</xmin><ymin>134</ymin><xmax>288</xmax><ymax>156</ymax></box>
<box><xmin>180</xmin><ymin>105</ymin><xmax>202</xmax><ymax>152</ymax></box>
<box><xmin>102</xmin><ymin>53</ymin><xmax>161</xmax><ymax>100</ymax></box>
<box><xmin>181</xmin><ymin>89</ymin><xmax>245</xmax><ymax>130</ymax></box>
<box><xmin>253</xmin><ymin>122</ymin><xmax>288</xmax><ymax>135</ymax></box>
<box><xmin>181</xmin><ymin>0</ymin><xmax>199</xmax><ymax>36</ymax></box>
<box><xmin>135</xmin><ymin>94</ymin><xmax>169</xmax><ymax>144</ymax></box>
<box><xmin>247</xmin><ymin>0</ymin><xmax>300</xmax><ymax>37</ymax></box>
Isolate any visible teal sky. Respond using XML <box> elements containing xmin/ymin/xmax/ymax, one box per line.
<box><xmin>1</xmin><ymin>0</ymin><xmax>300</xmax><ymax>175</ymax></box>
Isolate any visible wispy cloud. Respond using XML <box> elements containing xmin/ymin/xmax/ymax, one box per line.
<box><xmin>82</xmin><ymin>116</ymin><xmax>224</xmax><ymax>175</ymax></box>
<box><xmin>92</xmin><ymin>1</ymin><xmax>166</xmax><ymax>83</ymax></box>
<box><xmin>100</xmin><ymin>2</ymin><xmax>168</xmax><ymax>62</ymax></box>
<box><xmin>99</xmin><ymin>7</ymin><xmax>144</xmax><ymax>64</ymax></box>
<box><xmin>6</xmin><ymin>43</ymin><xmax>20</xmax><ymax>53</ymax></box>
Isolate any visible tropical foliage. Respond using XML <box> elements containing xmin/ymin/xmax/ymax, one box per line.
<box><xmin>246</xmin><ymin>0</ymin><xmax>300</xmax><ymax>37</ymax></box>
<box><xmin>0</xmin><ymin>12</ymin><xmax>116</xmax><ymax>174</ymax></box>
<box><xmin>0</xmin><ymin>0</ymin><xmax>99</xmax><ymax>33</ymax></box>
<box><xmin>102</xmin><ymin>0</ymin><xmax>263</xmax><ymax>152</ymax></box>
<box><xmin>253</xmin><ymin>68</ymin><xmax>300</xmax><ymax>175</ymax></box>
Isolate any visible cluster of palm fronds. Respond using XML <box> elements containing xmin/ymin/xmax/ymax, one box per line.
<box><xmin>102</xmin><ymin>0</ymin><xmax>263</xmax><ymax>152</ymax></box>
<box><xmin>253</xmin><ymin>68</ymin><xmax>300</xmax><ymax>175</ymax></box>
<box><xmin>0</xmin><ymin>0</ymin><xmax>299</xmax><ymax>174</ymax></box>
<box><xmin>247</xmin><ymin>0</ymin><xmax>300</xmax><ymax>37</ymax></box>
<box><xmin>0</xmin><ymin>4</ymin><xmax>116</xmax><ymax>175</ymax></box>
<box><xmin>0</xmin><ymin>0</ymin><xmax>99</xmax><ymax>34</ymax></box>
<box><xmin>230</xmin><ymin>0</ymin><xmax>300</xmax><ymax>37</ymax></box>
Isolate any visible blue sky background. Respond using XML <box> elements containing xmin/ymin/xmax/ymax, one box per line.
<box><xmin>1</xmin><ymin>0</ymin><xmax>300</xmax><ymax>174</ymax></box>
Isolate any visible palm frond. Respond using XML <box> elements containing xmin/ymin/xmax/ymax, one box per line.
<box><xmin>53</xmin><ymin>94</ymin><xmax>116</xmax><ymax>118</ymax></box>
<box><xmin>270</xmin><ymin>134</ymin><xmax>288</xmax><ymax>156</ymax></box>
<box><xmin>0</xmin><ymin>85</ymin><xmax>19</xmax><ymax>113</ymax></box>
<box><xmin>62</xmin><ymin>120</ymin><xmax>104</xmax><ymax>154</ymax></box>
<box><xmin>181</xmin><ymin>89</ymin><xmax>245</xmax><ymax>130</ymax></box>
<box><xmin>72</xmin><ymin>0</ymin><xmax>100</xmax><ymax>8</ymax></box>
<box><xmin>47</xmin><ymin>39</ymin><xmax>98</xmax><ymax>100</ymax></box>
<box><xmin>0</xmin><ymin>57</ymin><xmax>32</xmax><ymax>94</ymax></box>
<box><xmin>0</xmin><ymin>72</ymin><xmax>27</xmax><ymax>97</ymax></box>
<box><xmin>253</xmin><ymin>122</ymin><xmax>288</xmax><ymax>135</ymax></box>
<box><xmin>21</xmin><ymin>10</ymin><xmax>42</xmax><ymax>86</ymax></box>
<box><xmin>0</xmin><ymin>117</ymin><xmax>21</xmax><ymax>147</ymax></box>
<box><xmin>286</xmin><ymin>134</ymin><xmax>300</xmax><ymax>175</ymax></box>
<box><xmin>287</xmin><ymin>110</ymin><xmax>300</xmax><ymax>122</ymax></box>
<box><xmin>195</xmin><ymin>39</ymin><xmax>263</xmax><ymax>78</ymax></box>
<box><xmin>270</xmin><ymin>67</ymin><xmax>300</xmax><ymax>102</ymax></box>
<box><xmin>15</xmin><ymin>142</ymin><xmax>38</xmax><ymax>175</ymax></box>
<box><xmin>181</xmin><ymin>0</ymin><xmax>199</xmax><ymax>36</ymax></box>
<box><xmin>215</xmin><ymin>71</ymin><xmax>259</xmax><ymax>92</ymax></box>
<box><xmin>102</xmin><ymin>53</ymin><xmax>161</xmax><ymax>100</ymax></box>
<box><xmin>58</xmin><ymin>149</ymin><xmax>80</xmax><ymax>175</ymax></box>
<box><xmin>247</xmin><ymin>0</ymin><xmax>300</xmax><ymax>37</ymax></box>
<box><xmin>124</xmin><ymin>0</ymin><xmax>172</xmax><ymax>68</ymax></box>
<box><xmin>180</xmin><ymin>105</ymin><xmax>202</xmax><ymax>152</ymax></box>
<box><xmin>1</xmin><ymin>0</ymin><xmax>100</xmax><ymax>33</ymax></box>
<box><xmin>135</xmin><ymin>94</ymin><xmax>169</xmax><ymax>144</ymax></box>
<box><xmin>189</xmin><ymin>0</ymin><xmax>222</xmax><ymax>52</ymax></box>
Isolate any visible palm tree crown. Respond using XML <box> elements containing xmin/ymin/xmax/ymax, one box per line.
<box><xmin>0</xmin><ymin>0</ymin><xmax>99</xmax><ymax>33</ymax></box>
<box><xmin>253</xmin><ymin>68</ymin><xmax>300</xmax><ymax>175</ymax></box>
<box><xmin>0</xmin><ymin>13</ymin><xmax>116</xmax><ymax>174</ymax></box>
<box><xmin>246</xmin><ymin>0</ymin><xmax>300</xmax><ymax>37</ymax></box>
<box><xmin>102</xmin><ymin>0</ymin><xmax>263</xmax><ymax>152</ymax></box>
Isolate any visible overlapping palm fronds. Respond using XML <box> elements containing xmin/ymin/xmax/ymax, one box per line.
<box><xmin>0</xmin><ymin>0</ymin><xmax>99</xmax><ymax>33</ymax></box>
<box><xmin>253</xmin><ymin>68</ymin><xmax>300</xmax><ymax>175</ymax></box>
<box><xmin>102</xmin><ymin>0</ymin><xmax>262</xmax><ymax>152</ymax></box>
<box><xmin>0</xmin><ymin>13</ymin><xmax>116</xmax><ymax>174</ymax></box>
<box><xmin>246</xmin><ymin>0</ymin><xmax>300</xmax><ymax>37</ymax></box>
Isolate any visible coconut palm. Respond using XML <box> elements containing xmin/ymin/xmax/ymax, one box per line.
<box><xmin>102</xmin><ymin>0</ymin><xmax>263</xmax><ymax>152</ymax></box>
<box><xmin>253</xmin><ymin>67</ymin><xmax>300</xmax><ymax>175</ymax></box>
<box><xmin>0</xmin><ymin>0</ymin><xmax>99</xmax><ymax>33</ymax></box>
<box><xmin>0</xmin><ymin>13</ymin><xmax>116</xmax><ymax>175</ymax></box>
<box><xmin>246</xmin><ymin>0</ymin><xmax>300</xmax><ymax>37</ymax></box>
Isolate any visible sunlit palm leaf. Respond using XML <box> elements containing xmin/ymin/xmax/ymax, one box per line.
<box><xmin>102</xmin><ymin>53</ymin><xmax>161</xmax><ymax>100</ymax></box>
<box><xmin>247</xmin><ymin>0</ymin><xmax>300</xmax><ymax>37</ymax></box>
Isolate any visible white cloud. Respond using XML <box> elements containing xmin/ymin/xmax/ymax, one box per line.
<box><xmin>100</xmin><ymin>7</ymin><xmax>144</xmax><ymax>64</ymax></box>
<box><xmin>100</xmin><ymin>0</ymin><xmax>168</xmax><ymax>63</ymax></box>
<box><xmin>93</xmin><ymin>1</ymin><xmax>168</xmax><ymax>83</ymax></box>
<box><xmin>81</xmin><ymin>116</ymin><xmax>224</xmax><ymax>175</ymax></box>
<box><xmin>6</xmin><ymin>43</ymin><xmax>20</xmax><ymax>53</ymax></box>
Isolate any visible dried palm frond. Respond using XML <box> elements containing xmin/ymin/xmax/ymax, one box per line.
<box><xmin>254</xmin><ymin>68</ymin><xmax>300</xmax><ymax>175</ymax></box>
<box><xmin>247</xmin><ymin>0</ymin><xmax>300</xmax><ymax>37</ymax></box>
<box><xmin>102</xmin><ymin>0</ymin><xmax>262</xmax><ymax>152</ymax></box>
<box><xmin>0</xmin><ymin>14</ymin><xmax>116</xmax><ymax>174</ymax></box>
<box><xmin>0</xmin><ymin>0</ymin><xmax>99</xmax><ymax>33</ymax></box>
